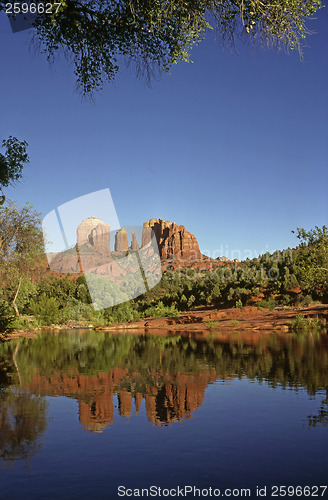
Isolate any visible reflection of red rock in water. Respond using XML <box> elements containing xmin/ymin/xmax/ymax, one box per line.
<box><xmin>144</xmin><ymin>371</ymin><xmax>217</xmax><ymax>424</ymax></box>
<box><xmin>79</xmin><ymin>396</ymin><xmax>114</xmax><ymax>433</ymax></box>
<box><xmin>25</xmin><ymin>369</ymin><xmax>219</xmax><ymax>432</ymax></box>
<box><xmin>118</xmin><ymin>390</ymin><xmax>133</xmax><ymax>417</ymax></box>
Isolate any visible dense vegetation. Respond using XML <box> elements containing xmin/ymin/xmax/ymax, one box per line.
<box><xmin>0</xmin><ymin>222</ymin><xmax>327</xmax><ymax>333</ymax></box>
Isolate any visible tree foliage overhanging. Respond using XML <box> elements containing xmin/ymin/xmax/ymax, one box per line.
<box><xmin>1</xmin><ymin>0</ymin><xmax>323</xmax><ymax>96</ymax></box>
<box><xmin>0</xmin><ymin>137</ymin><xmax>29</xmax><ymax>204</ymax></box>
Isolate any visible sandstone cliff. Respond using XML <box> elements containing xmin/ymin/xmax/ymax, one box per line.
<box><xmin>131</xmin><ymin>232</ymin><xmax>139</xmax><ymax>251</ymax></box>
<box><xmin>142</xmin><ymin>218</ymin><xmax>202</xmax><ymax>261</ymax></box>
<box><xmin>114</xmin><ymin>227</ymin><xmax>129</xmax><ymax>252</ymax></box>
<box><xmin>50</xmin><ymin>217</ymin><xmax>112</xmax><ymax>273</ymax></box>
<box><xmin>77</xmin><ymin>217</ymin><xmax>110</xmax><ymax>247</ymax></box>
<box><xmin>49</xmin><ymin>217</ymin><xmax>216</xmax><ymax>275</ymax></box>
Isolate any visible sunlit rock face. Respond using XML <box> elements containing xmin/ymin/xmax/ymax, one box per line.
<box><xmin>77</xmin><ymin>216</ymin><xmax>111</xmax><ymax>256</ymax></box>
<box><xmin>89</xmin><ymin>223</ymin><xmax>111</xmax><ymax>257</ymax></box>
<box><xmin>142</xmin><ymin>219</ymin><xmax>202</xmax><ymax>261</ymax></box>
<box><xmin>48</xmin><ymin>216</ymin><xmax>214</xmax><ymax>275</ymax></box>
<box><xmin>114</xmin><ymin>227</ymin><xmax>129</xmax><ymax>252</ymax></box>
<box><xmin>77</xmin><ymin>217</ymin><xmax>109</xmax><ymax>246</ymax></box>
<box><xmin>49</xmin><ymin>217</ymin><xmax>112</xmax><ymax>273</ymax></box>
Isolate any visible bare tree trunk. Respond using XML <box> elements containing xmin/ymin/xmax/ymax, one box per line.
<box><xmin>12</xmin><ymin>276</ymin><xmax>22</xmax><ymax>317</ymax></box>
<box><xmin>13</xmin><ymin>340</ymin><xmax>22</xmax><ymax>386</ymax></box>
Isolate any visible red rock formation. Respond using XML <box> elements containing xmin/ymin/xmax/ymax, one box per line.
<box><xmin>50</xmin><ymin>217</ymin><xmax>112</xmax><ymax>274</ymax></box>
<box><xmin>114</xmin><ymin>227</ymin><xmax>129</xmax><ymax>253</ymax></box>
<box><xmin>77</xmin><ymin>217</ymin><xmax>110</xmax><ymax>247</ymax></box>
<box><xmin>48</xmin><ymin>217</ymin><xmax>228</xmax><ymax>275</ymax></box>
<box><xmin>131</xmin><ymin>232</ymin><xmax>139</xmax><ymax>251</ymax></box>
<box><xmin>48</xmin><ymin>249</ymin><xmax>80</xmax><ymax>273</ymax></box>
<box><xmin>90</xmin><ymin>223</ymin><xmax>111</xmax><ymax>257</ymax></box>
<box><xmin>142</xmin><ymin>219</ymin><xmax>202</xmax><ymax>262</ymax></box>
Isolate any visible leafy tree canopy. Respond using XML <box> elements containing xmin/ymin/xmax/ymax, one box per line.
<box><xmin>0</xmin><ymin>200</ymin><xmax>45</xmax><ymax>316</ymax></box>
<box><xmin>1</xmin><ymin>0</ymin><xmax>323</xmax><ymax>96</ymax></box>
<box><xmin>293</xmin><ymin>226</ymin><xmax>328</xmax><ymax>293</ymax></box>
<box><xmin>0</xmin><ymin>137</ymin><xmax>29</xmax><ymax>204</ymax></box>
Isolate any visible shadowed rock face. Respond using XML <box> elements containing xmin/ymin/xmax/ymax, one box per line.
<box><xmin>89</xmin><ymin>223</ymin><xmax>111</xmax><ymax>257</ymax></box>
<box><xmin>77</xmin><ymin>217</ymin><xmax>110</xmax><ymax>247</ymax></box>
<box><xmin>131</xmin><ymin>232</ymin><xmax>139</xmax><ymax>251</ymax></box>
<box><xmin>142</xmin><ymin>219</ymin><xmax>202</xmax><ymax>261</ymax></box>
<box><xmin>77</xmin><ymin>217</ymin><xmax>111</xmax><ymax>258</ymax></box>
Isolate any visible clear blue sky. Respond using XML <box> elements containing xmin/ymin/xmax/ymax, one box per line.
<box><xmin>0</xmin><ymin>9</ymin><xmax>327</xmax><ymax>259</ymax></box>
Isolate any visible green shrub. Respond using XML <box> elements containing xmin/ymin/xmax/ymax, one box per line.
<box><xmin>144</xmin><ymin>301</ymin><xmax>180</xmax><ymax>318</ymax></box>
<box><xmin>300</xmin><ymin>294</ymin><xmax>313</xmax><ymax>307</ymax></box>
<box><xmin>230</xmin><ymin>319</ymin><xmax>240</xmax><ymax>327</ymax></box>
<box><xmin>256</xmin><ymin>297</ymin><xmax>276</xmax><ymax>311</ymax></box>
<box><xmin>290</xmin><ymin>313</ymin><xmax>306</xmax><ymax>330</ymax></box>
<box><xmin>88</xmin><ymin>310</ymin><xmax>107</xmax><ymax>327</ymax></box>
<box><xmin>0</xmin><ymin>300</ymin><xmax>15</xmax><ymax>334</ymax></box>
<box><xmin>28</xmin><ymin>293</ymin><xmax>61</xmax><ymax>326</ymax></box>
<box><xmin>205</xmin><ymin>320</ymin><xmax>220</xmax><ymax>329</ymax></box>
<box><xmin>12</xmin><ymin>315</ymin><xmax>39</xmax><ymax>330</ymax></box>
<box><xmin>280</xmin><ymin>294</ymin><xmax>291</xmax><ymax>306</ymax></box>
<box><xmin>63</xmin><ymin>300</ymin><xmax>96</xmax><ymax>322</ymax></box>
<box><xmin>105</xmin><ymin>302</ymin><xmax>140</xmax><ymax>323</ymax></box>
<box><xmin>289</xmin><ymin>313</ymin><xmax>326</xmax><ymax>332</ymax></box>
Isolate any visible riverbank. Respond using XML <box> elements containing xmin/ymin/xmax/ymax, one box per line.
<box><xmin>1</xmin><ymin>304</ymin><xmax>327</xmax><ymax>341</ymax></box>
<box><xmin>98</xmin><ymin>304</ymin><xmax>328</xmax><ymax>334</ymax></box>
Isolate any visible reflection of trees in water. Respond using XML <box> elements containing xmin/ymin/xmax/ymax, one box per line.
<box><xmin>0</xmin><ymin>357</ymin><xmax>14</xmax><ymax>386</ymax></box>
<box><xmin>308</xmin><ymin>390</ymin><xmax>328</xmax><ymax>428</ymax></box>
<box><xmin>0</xmin><ymin>331</ymin><xmax>328</xmax><ymax>429</ymax></box>
<box><xmin>4</xmin><ymin>332</ymin><xmax>327</xmax><ymax>395</ymax></box>
<box><xmin>0</xmin><ymin>387</ymin><xmax>48</xmax><ymax>462</ymax></box>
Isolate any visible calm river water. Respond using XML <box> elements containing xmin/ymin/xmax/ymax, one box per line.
<box><xmin>0</xmin><ymin>329</ymin><xmax>328</xmax><ymax>500</ymax></box>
